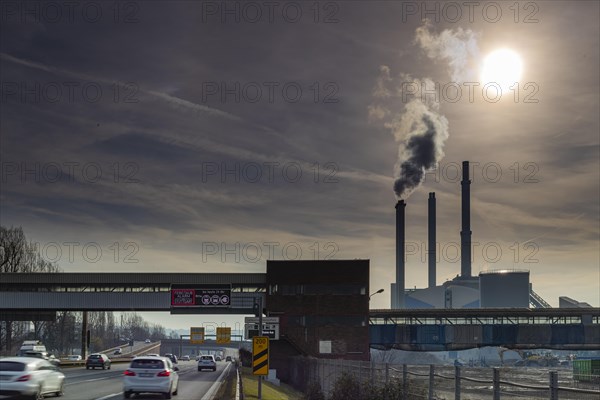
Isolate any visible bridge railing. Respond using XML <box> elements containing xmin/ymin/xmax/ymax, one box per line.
<box><xmin>288</xmin><ymin>357</ymin><xmax>600</xmax><ymax>400</ymax></box>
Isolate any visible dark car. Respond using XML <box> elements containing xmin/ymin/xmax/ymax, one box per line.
<box><xmin>225</xmin><ymin>356</ymin><xmax>232</xmax><ymax>362</ymax></box>
<box><xmin>86</xmin><ymin>353</ymin><xmax>111</xmax><ymax>370</ymax></box>
<box><xmin>164</xmin><ymin>353</ymin><xmax>178</xmax><ymax>364</ymax></box>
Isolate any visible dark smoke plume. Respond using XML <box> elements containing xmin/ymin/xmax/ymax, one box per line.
<box><xmin>369</xmin><ymin>71</ymin><xmax>449</xmax><ymax>198</ymax></box>
<box><xmin>369</xmin><ymin>22</ymin><xmax>478</xmax><ymax>199</ymax></box>
<box><xmin>390</xmin><ymin>98</ymin><xmax>448</xmax><ymax>198</ymax></box>
<box><xmin>393</xmin><ymin>115</ymin><xmax>439</xmax><ymax>197</ymax></box>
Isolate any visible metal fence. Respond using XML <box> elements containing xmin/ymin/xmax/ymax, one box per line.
<box><xmin>288</xmin><ymin>357</ymin><xmax>600</xmax><ymax>399</ymax></box>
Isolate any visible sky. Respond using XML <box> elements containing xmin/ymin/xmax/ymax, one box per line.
<box><xmin>1</xmin><ymin>1</ymin><xmax>598</xmax><ymax>330</ymax></box>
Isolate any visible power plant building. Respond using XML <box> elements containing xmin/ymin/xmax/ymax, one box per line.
<box><xmin>479</xmin><ymin>270</ymin><xmax>530</xmax><ymax>308</ymax></box>
<box><xmin>391</xmin><ymin>161</ymin><xmax>545</xmax><ymax>310</ymax></box>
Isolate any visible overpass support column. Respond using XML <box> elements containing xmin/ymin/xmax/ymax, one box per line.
<box><xmin>81</xmin><ymin>311</ymin><xmax>88</xmax><ymax>360</ymax></box>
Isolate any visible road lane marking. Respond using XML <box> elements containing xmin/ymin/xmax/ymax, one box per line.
<box><xmin>201</xmin><ymin>363</ymin><xmax>232</xmax><ymax>400</ymax></box>
<box><xmin>65</xmin><ymin>370</ymin><xmax>123</xmax><ymax>380</ymax></box>
<box><xmin>95</xmin><ymin>393</ymin><xmax>123</xmax><ymax>400</ymax></box>
<box><xmin>65</xmin><ymin>376</ymin><xmax>119</xmax><ymax>385</ymax></box>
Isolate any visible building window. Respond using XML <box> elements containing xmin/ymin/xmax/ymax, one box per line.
<box><xmin>303</xmin><ymin>284</ymin><xmax>365</xmax><ymax>295</ymax></box>
<box><xmin>279</xmin><ymin>285</ymin><xmax>303</xmax><ymax>295</ymax></box>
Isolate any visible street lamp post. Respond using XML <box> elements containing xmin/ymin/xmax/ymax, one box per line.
<box><xmin>369</xmin><ymin>288</ymin><xmax>385</xmax><ymax>300</ymax></box>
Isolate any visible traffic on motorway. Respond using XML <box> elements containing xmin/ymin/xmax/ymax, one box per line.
<box><xmin>0</xmin><ymin>353</ymin><xmax>235</xmax><ymax>400</ymax></box>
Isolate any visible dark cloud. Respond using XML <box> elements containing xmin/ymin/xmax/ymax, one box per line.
<box><xmin>0</xmin><ymin>1</ymin><xmax>598</xmax><ymax>306</ymax></box>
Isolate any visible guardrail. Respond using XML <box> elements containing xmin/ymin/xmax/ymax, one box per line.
<box><xmin>56</xmin><ymin>343</ymin><xmax>161</xmax><ymax>368</ymax></box>
<box><xmin>58</xmin><ymin>357</ymin><xmax>134</xmax><ymax>368</ymax></box>
<box><xmin>236</xmin><ymin>364</ymin><xmax>244</xmax><ymax>400</ymax></box>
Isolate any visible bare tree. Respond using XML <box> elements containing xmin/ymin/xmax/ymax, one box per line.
<box><xmin>0</xmin><ymin>226</ymin><xmax>60</xmax><ymax>354</ymax></box>
<box><xmin>1</xmin><ymin>226</ymin><xmax>170</xmax><ymax>356</ymax></box>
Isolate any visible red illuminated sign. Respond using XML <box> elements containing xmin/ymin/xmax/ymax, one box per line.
<box><xmin>171</xmin><ymin>289</ymin><xmax>196</xmax><ymax>306</ymax></box>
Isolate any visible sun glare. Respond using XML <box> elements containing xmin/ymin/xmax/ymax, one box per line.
<box><xmin>480</xmin><ymin>49</ymin><xmax>523</xmax><ymax>93</ymax></box>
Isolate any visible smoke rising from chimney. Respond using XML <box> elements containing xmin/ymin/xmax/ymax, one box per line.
<box><xmin>415</xmin><ymin>21</ymin><xmax>480</xmax><ymax>83</ymax></box>
<box><xmin>392</xmin><ymin>98</ymin><xmax>449</xmax><ymax>198</ymax></box>
<box><xmin>369</xmin><ymin>22</ymin><xmax>480</xmax><ymax>199</ymax></box>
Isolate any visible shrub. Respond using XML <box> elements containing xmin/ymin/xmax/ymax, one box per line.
<box><xmin>238</xmin><ymin>348</ymin><xmax>252</xmax><ymax>368</ymax></box>
<box><xmin>329</xmin><ymin>372</ymin><xmax>361</xmax><ymax>400</ymax></box>
<box><xmin>304</xmin><ymin>381</ymin><xmax>325</xmax><ymax>400</ymax></box>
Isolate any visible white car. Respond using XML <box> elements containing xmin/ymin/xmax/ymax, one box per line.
<box><xmin>0</xmin><ymin>357</ymin><xmax>65</xmax><ymax>398</ymax></box>
<box><xmin>67</xmin><ymin>355</ymin><xmax>82</xmax><ymax>361</ymax></box>
<box><xmin>123</xmin><ymin>356</ymin><xmax>179</xmax><ymax>399</ymax></box>
<box><xmin>197</xmin><ymin>355</ymin><xmax>216</xmax><ymax>371</ymax></box>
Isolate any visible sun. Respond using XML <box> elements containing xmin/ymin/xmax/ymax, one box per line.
<box><xmin>480</xmin><ymin>49</ymin><xmax>523</xmax><ymax>93</ymax></box>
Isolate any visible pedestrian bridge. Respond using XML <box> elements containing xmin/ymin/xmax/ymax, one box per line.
<box><xmin>369</xmin><ymin>308</ymin><xmax>600</xmax><ymax>351</ymax></box>
<box><xmin>0</xmin><ymin>272</ymin><xmax>266</xmax><ymax>315</ymax></box>
<box><xmin>3</xmin><ymin>273</ymin><xmax>599</xmax><ymax>352</ymax></box>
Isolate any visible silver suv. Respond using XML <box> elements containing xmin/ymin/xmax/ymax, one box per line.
<box><xmin>197</xmin><ymin>355</ymin><xmax>216</xmax><ymax>372</ymax></box>
<box><xmin>123</xmin><ymin>356</ymin><xmax>179</xmax><ymax>399</ymax></box>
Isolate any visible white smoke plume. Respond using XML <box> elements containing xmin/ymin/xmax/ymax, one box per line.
<box><xmin>415</xmin><ymin>21</ymin><xmax>480</xmax><ymax>83</ymax></box>
<box><xmin>370</xmin><ymin>22</ymin><xmax>480</xmax><ymax>199</ymax></box>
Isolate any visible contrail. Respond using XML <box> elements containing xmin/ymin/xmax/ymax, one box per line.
<box><xmin>0</xmin><ymin>52</ymin><xmax>245</xmax><ymax>123</ymax></box>
<box><xmin>1</xmin><ymin>53</ymin><xmax>392</xmax><ymax>186</ymax></box>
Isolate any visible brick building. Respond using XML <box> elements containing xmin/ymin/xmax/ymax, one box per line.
<box><xmin>266</xmin><ymin>260</ymin><xmax>370</xmax><ymax>381</ymax></box>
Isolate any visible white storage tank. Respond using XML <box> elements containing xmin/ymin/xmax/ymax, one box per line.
<box><xmin>479</xmin><ymin>270</ymin><xmax>530</xmax><ymax>308</ymax></box>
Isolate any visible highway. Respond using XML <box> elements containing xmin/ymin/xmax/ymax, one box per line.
<box><xmin>60</xmin><ymin>359</ymin><xmax>231</xmax><ymax>400</ymax></box>
<box><xmin>100</xmin><ymin>340</ymin><xmax>161</xmax><ymax>357</ymax></box>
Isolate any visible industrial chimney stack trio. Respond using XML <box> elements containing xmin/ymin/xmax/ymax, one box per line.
<box><xmin>394</xmin><ymin>160</ymin><xmax>472</xmax><ymax>308</ymax></box>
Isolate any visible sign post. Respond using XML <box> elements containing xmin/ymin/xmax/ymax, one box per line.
<box><xmin>244</xmin><ymin>317</ymin><xmax>280</xmax><ymax>340</ymax></box>
<box><xmin>190</xmin><ymin>327</ymin><xmax>205</xmax><ymax>344</ymax></box>
<box><xmin>257</xmin><ymin>297</ymin><xmax>263</xmax><ymax>399</ymax></box>
<box><xmin>216</xmin><ymin>327</ymin><xmax>231</xmax><ymax>344</ymax></box>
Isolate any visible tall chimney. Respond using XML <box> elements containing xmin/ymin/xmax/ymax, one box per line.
<box><xmin>395</xmin><ymin>200</ymin><xmax>406</xmax><ymax>308</ymax></box>
<box><xmin>428</xmin><ymin>192</ymin><xmax>436</xmax><ymax>288</ymax></box>
<box><xmin>460</xmin><ymin>161</ymin><xmax>472</xmax><ymax>278</ymax></box>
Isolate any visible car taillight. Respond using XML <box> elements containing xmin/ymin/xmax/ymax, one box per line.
<box><xmin>124</xmin><ymin>370</ymin><xmax>136</xmax><ymax>376</ymax></box>
<box><xmin>17</xmin><ymin>374</ymin><xmax>31</xmax><ymax>382</ymax></box>
<box><xmin>157</xmin><ymin>370</ymin><xmax>170</xmax><ymax>377</ymax></box>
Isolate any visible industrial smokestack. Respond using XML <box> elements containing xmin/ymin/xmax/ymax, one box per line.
<box><xmin>395</xmin><ymin>200</ymin><xmax>406</xmax><ymax>308</ymax></box>
<box><xmin>428</xmin><ymin>192</ymin><xmax>436</xmax><ymax>288</ymax></box>
<box><xmin>460</xmin><ymin>161</ymin><xmax>472</xmax><ymax>278</ymax></box>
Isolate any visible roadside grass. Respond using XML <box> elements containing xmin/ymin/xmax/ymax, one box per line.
<box><xmin>241</xmin><ymin>366</ymin><xmax>304</xmax><ymax>400</ymax></box>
